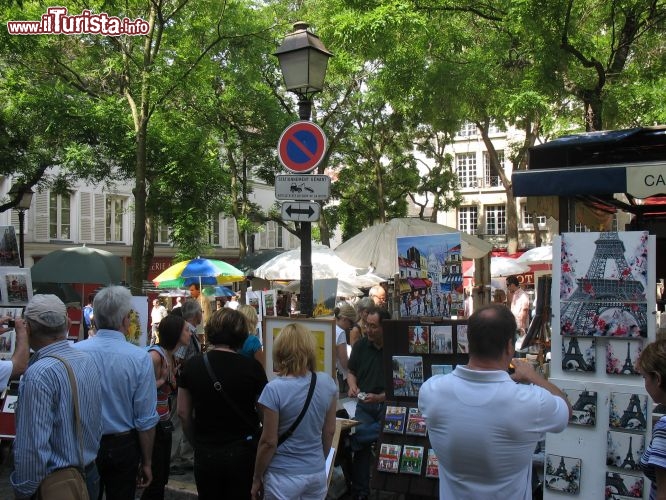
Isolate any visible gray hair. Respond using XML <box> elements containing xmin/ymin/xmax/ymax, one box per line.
<box><xmin>356</xmin><ymin>297</ymin><xmax>374</xmax><ymax>314</ymax></box>
<box><xmin>181</xmin><ymin>299</ymin><xmax>202</xmax><ymax>322</ymax></box>
<box><xmin>93</xmin><ymin>286</ymin><xmax>133</xmax><ymax>331</ymax></box>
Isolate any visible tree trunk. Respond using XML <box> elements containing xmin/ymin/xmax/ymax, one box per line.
<box><xmin>131</xmin><ymin>116</ymin><xmax>148</xmax><ymax>294</ymax></box>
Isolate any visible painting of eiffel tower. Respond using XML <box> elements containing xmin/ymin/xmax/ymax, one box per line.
<box><xmin>607</xmin><ymin>340</ymin><xmax>643</xmax><ymax>375</ymax></box>
<box><xmin>562</xmin><ymin>337</ymin><xmax>596</xmax><ymax>372</ymax></box>
<box><xmin>607</xmin><ymin>430</ymin><xmax>645</xmax><ymax>471</ymax></box>
<box><xmin>560</xmin><ymin>232</ymin><xmax>648</xmax><ymax>337</ymax></box>
<box><xmin>605</xmin><ymin>471</ymin><xmax>644</xmax><ymax>499</ymax></box>
<box><xmin>609</xmin><ymin>392</ymin><xmax>648</xmax><ymax>431</ymax></box>
<box><xmin>544</xmin><ymin>454</ymin><xmax>581</xmax><ymax>493</ymax></box>
<box><xmin>563</xmin><ymin>388</ymin><xmax>597</xmax><ymax>426</ymax></box>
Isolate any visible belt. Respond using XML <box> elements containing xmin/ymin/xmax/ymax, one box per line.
<box><xmin>101</xmin><ymin>430</ymin><xmax>136</xmax><ymax>441</ymax></box>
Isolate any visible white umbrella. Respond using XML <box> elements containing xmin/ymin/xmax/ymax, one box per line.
<box><xmin>516</xmin><ymin>245</ymin><xmax>553</xmax><ymax>265</ymax></box>
<box><xmin>464</xmin><ymin>257</ymin><xmax>530</xmax><ymax>278</ymax></box>
<box><xmin>253</xmin><ymin>243</ymin><xmax>358</xmax><ymax>281</ymax></box>
<box><xmin>334</xmin><ymin>218</ymin><xmax>493</xmax><ymax>279</ymax></box>
<box><xmin>490</xmin><ymin>257</ymin><xmax>530</xmax><ymax>277</ymax></box>
<box><xmin>284</xmin><ymin>279</ymin><xmax>363</xmax><ymax>298</ymax></box>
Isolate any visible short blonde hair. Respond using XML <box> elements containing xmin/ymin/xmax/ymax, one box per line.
<box><xmin>238</xmin><ymin>304</ymin><xmax>258</xmax><ymax>333</ymax></box>
<box><xmin>273</xmin><ymin>323</ymin><xmax>317</xmax><ymax>376</ymax></box>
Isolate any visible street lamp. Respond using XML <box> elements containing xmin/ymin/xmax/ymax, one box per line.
<box><xmin>275</xmin><ymin>22</ymin><xmax>332</xmax><ymax>317</ymax></box>
<box><xmin>8</xmin><ymin>184</ymin><xmax>34</xmax><ymax>267</ymax></box>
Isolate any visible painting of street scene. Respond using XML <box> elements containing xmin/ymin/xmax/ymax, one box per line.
<box><xmin>392</xmin><ymin>355</ymin><xmax>424</xmax><ymax>397</ymax></box>
<box><xmin>397</xmin><ymin>233</ymin><xmax>463</xmax><ymax>318</ymax></box>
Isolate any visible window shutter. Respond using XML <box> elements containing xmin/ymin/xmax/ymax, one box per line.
<box><xmin>94</xmin><ymin>194</ymin><xmax>105</xmax><ymax>242</ymax></box>
<box><xmin>34</xmin><ymin>191</ymin><xmax>49</xmax><ymax>242</ymax></box>
<box><xmin>79</xmin><ymin>192</ymin><xmax>92</xmax><ymax>242</ymax></box>
<box><xmin>224</xmin><ymin>217</ymin><xmax>238</xmax><ymax>248</ymax></box>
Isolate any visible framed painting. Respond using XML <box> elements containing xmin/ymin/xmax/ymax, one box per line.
<box><xmin>544</xmin><ymin>454</ymin><xmax>581</xmax><ymax>494</ymax></box>
<box><xmin>264</xmin><ymin>317</ymin><xmax>335</xmax><ymax>380</ymax></box>
<box><xmin>0</xmin><ymin>268</ymin><xmax>32</xmax><ymax>306</ymax></box>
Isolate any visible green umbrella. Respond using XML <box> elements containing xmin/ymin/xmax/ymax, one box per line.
<box><xmin>30</xmin><ymin>246</ymin><xmax>123</xmax><ymax>285</ymax></box>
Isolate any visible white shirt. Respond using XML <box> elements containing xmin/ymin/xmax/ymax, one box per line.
<box><xmin>151</xmin><ymin>304</ymin><xmax>168</xmax><ymax>325</ymax></box>
<box><xmin>419</xmin><ymin>366</ymin><xmax>569</xmax><ymax>500</ymax></box>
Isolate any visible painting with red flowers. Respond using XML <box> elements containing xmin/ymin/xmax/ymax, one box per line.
<box><xmin>560</xmin><ymin>231</ymin><xmax>649</xmax><ymax>337</ymax></box>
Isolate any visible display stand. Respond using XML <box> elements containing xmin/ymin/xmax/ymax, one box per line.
<box><xmin>545</xmin><ymin>232</ymin><xmax>656</xmax><ymax>499</ymax></box>
<box><xmin>371</xmin><ymin>318</ymin><xmax>469</xmax><ymax>497</ymax></box>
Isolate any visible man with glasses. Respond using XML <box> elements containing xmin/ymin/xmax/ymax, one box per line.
<box><xmin>346</xmin><ymin>306</ymin><xmax>390</xmax><ymax>500</ymax></box>
<box><xmin>368</xmin><ymin>285</ymin><xmax>387</xmax><ymax>308</ymax></box>
<box><xmin>74</xmin><ymin>285</ymin><xmax>158</xmax><ymax>500</ymax></box>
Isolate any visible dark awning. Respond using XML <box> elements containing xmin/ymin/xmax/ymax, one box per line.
<box><xmin>513</xmin><ymin>126</ymin><xmax>666</xmax><ymax>199</ymax></box>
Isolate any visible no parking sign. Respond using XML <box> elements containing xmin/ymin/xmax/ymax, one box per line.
<box><xmin>277</xmin><ymin>121</ymin><xmax>327</xmax><ymax>173</ymax></box>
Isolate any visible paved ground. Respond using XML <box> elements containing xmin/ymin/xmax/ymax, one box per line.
<box><xmin>0</xmin><ymin>441</ymin><xmax>403</xmax><ymax>499</ymax></box>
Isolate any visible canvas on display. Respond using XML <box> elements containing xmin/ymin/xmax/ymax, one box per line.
<box><xmin>560</xmin><ymin>231</ymin><xmax>649</xmax><ymax>337</ymax></box>
<box><xmin>392</xmin><ymin>356</ymin><xmax>424</xmax><ymax>398</ymax></box>
<box><xmin>561</xmin><ymin>336</ymin><xmax>596</xmax><ymax>372</ymax></box>
<box><xmin>609</xmin><ymin>392</ymin><xmax>648</xmax><ymax>432</ymax></box>
<box><xmin>408</xmin><ymin>325</ymin><xmax>429</xmax><ymax>354</ymax></box>
<box><xmin>396</xmin><ymin>233</ymin><xmax>463</xmax><ymax>319</ymax></box>
<box><xmin>562</xmin><ymin>388</ymin><xmax>597</xmax><ymax>427</ymax></box>
<box><xmin>544</xmin><ymin>454</ymin><xmax>581</xmax><ymax>494</ymax></box>
<box><xmin>430</xmin><ymin>325</ymin><xmax>453</xmax><ymax>354</ymax></box>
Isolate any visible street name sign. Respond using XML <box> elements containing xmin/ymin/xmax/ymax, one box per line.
<box><xmin>275</xmin><ymin>174</ymin><xmax>331</xmax><ymax>201</ymax></box>
<box><xmin>277</xmin><ymin>121</ymin><xmax>327</xmax><ymax>173</ymax></box>
<box><xmin>281</xmin><ymin>202</ymin><xmax>321</xmax><ymax>222</ymax></box>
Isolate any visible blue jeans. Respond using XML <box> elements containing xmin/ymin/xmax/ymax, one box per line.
<box><xmin>350</xmin><ymin>402</ymin><xmax>384</xmax><ymax>498</ymax></box>
<box><xmin>85</xmin><ymin>462</ymin><xmax>100</xmax><ymax>500</ymax></box>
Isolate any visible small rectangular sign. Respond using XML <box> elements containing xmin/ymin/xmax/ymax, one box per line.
<box><xmin>281</xmin><ymin>202</ymin><xmax>321</xmax><ymax>222</ymax></box>
<box><xmin>627</xmin><ymin>164</ymin><xmax>666</xmax><ymax>198</ymax></box>
<box><xmin>275</xmin><ymin>175</ymin><xmax>331</xmax><ymax>201</ymax></box>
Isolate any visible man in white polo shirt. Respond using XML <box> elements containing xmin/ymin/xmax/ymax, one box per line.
<box><xmin>419</xmin><ymin>304</ymin><xmax>570</xmax><ymax>500</ymax></box>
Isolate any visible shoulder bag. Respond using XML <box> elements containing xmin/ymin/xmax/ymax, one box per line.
<box><xmin>203</xmin><ymin>352</ymin><xmax>262</xmax><ymax>440</ymax></box>
<box><xmin>36</xmin><ymin>354</ymin><xmax>89</xmax><ymax>500</ymax></box>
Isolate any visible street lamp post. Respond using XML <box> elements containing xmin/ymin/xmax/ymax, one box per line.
<box><xmin>8</xmin><ymin>185</ymin><xmax>34</xmax><ymax>268</ymax></box>
<box><xmin>274</xmin><ymin>22</ymin><xmax>332</xmax><ymax>317</ymax></box>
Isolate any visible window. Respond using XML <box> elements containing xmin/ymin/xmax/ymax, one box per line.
<box><xmin>458</xmin><ymin>206</ymin><xmax>478</xmax><ymax>235</ymax></box>
<box><xmin>155</xmin><ymin>221</ymin><xmax>170</xmax><ymax>244</ymax></box>
<box><xmin>488</xmin><ymin>121</ymin><xmax>502</xmax><ymax>135</ymax></box>
<box><xmin>106</xmin><ymin>196</ymin><xmax>125</xmax><ymax>242</ymax></box>
<box><xmin>573</xmin><ymin>223</ymin><xmax>590</xmax><ymax>232</ymax></box>
<box><xmin>522</xmin><ymin>206</ymin><xmax>546</xmax><ymax>227</ymax></box>
<box><xmin>49</xmin><ymin>192</ymin><xmax>71</xmax><ymax>239</ymax></box>
<box><xmin>483</xmin><ymin>151</ymin><xmax>504</xmax><ymax>187</ymax></box>
<box><xmin>456</xmin><ymin>153</ymin><xmax>477</xmax><ymax>188</ymax></box>
<box><xmin>485</xmin><ymin>205</ymin><xmax>506</xmax><ymax>235</ymax></box>
<box><xmin>457</xmin><ymin>121</ymin><xmax>477</xmax><ymax>137</ymax></box>
<box><xmin>207</xmin><ymin>217</ymin><xmax>220</xmax><ymax>245</ymax></box>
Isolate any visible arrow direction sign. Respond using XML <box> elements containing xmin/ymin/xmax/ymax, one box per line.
<box><xmin>281</xmin><ymin>202</ymin><xmax>321</xmax><ymax>222</ymax></box>
<box><xmin>275</xmin><ymin>175</ymin><xmax>331</xmax><ymax>201</ymax></box>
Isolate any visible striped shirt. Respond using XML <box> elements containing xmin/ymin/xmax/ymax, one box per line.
<box><xmin>641</xmin><ymin>415</ymin><xmax>666</xmax><ymax>500</ymax></box>
<box><xmin>74</xmin><ymin>329</ymin><xmax>158</xmax><ymax>434</ymax></box>
<box><xmin>10</xmin><ymin>341</ymin><xmax>102</xmax><ymax>498</ymax></box>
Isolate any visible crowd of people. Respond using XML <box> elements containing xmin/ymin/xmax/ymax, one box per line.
<box><xmin>3</xmin><ymin>280</ymin><xmax>666</xmax><ymax>500</ymax></box>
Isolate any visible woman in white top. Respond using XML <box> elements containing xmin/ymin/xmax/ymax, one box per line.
<box><xmin>251</xmin><ymin>323</ymin><xmax>338</xmax><ymax>500</ymax></box>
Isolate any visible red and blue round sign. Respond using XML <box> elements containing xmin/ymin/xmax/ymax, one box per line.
<box><xmin>277</xmin><ymin>121</ymin><xmax>327</xmax><ymax>173</ymax></box>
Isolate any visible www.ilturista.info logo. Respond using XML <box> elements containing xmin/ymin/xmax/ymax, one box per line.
<box><xmin>7</xmin><ymin>7</ymin><xmax>150</xmax><ymax>36</ymax></box>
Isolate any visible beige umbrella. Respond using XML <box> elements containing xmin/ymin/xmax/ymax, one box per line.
<box><xmin>253</xmin><ymin>243</ymin><xmax>358</xmax><ymax>281</ymax></box>
<box><xmin>334</xmin><ymin>218</ymin><xmax>493</xmax><ymax>279</ymax></box>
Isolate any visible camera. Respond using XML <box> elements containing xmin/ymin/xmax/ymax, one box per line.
<box><xmin>6</xmin><ymin>319</ymin><xmax>15</xmax><ymax>328</ymax></box>
<box><xmin>357</xmin><ymin>392</ymin><xmax>368</xmax><ymax>401</ymax></box>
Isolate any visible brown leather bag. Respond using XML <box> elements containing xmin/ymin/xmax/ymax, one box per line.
<box><xmin>37</xmin><ymin>467</ymin><xmax>89</xmax><ymax>500</ymax></box>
